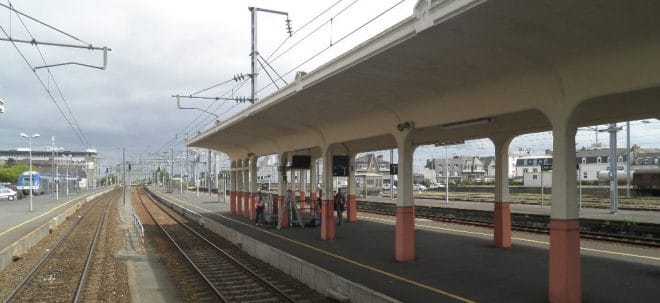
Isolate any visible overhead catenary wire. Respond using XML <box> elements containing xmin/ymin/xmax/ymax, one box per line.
<box><xmin>163</xmin><ymin>0</ymin><xmax>362</xmax><ymax>147</ymax></box>
<box><xmin>256</xmin><ymin>56</ymin><xmax>281</xmax><ymax>90</ymax></box>
<box><xmin>257</xmin><ymin>53</ymin><xmax>287</xmax><ymax>86</ymax></box>
<box><xmin>257</xmin><ymin>0</ymin><xmax>407</xmax><ymax>96</ymax></box>
<box><xmin>263</xmin><ymin>0</ymin><xmax>346</xmax><ymax>62</ymax></box>
<box><xmin>10</xmin><ymin>8</ymin><xmax>91</xmax><ymax>147</ymax></box>
<box><xmin>1</xmin><ymin>25</ymin><xmax>89</xmax><ymax>148</ymax></box>
<box><xmin>0</xmin><ymin>2</ymin><xmax>90</xmax><ymax>46</ymax></box>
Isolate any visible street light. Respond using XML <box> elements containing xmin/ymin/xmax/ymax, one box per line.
<box><xmin>20</xmin><ymin>133</ymin><xmax>40</xmax><ymax>212</ymax></box>
<box><xmin>435</xmin><ymin>140</ymin><xmax>465</xmax><ymax>205</ymax></box>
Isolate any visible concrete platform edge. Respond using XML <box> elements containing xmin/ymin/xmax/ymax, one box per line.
<box><xmin>0</xmin><ymin>188</ymin><xmax>115</xmax><ymax>272</ymax></box>
<box><xmin>146</xmin><ymin>187</ymin><xmax>401</xmax><ymax>303</ymax></box>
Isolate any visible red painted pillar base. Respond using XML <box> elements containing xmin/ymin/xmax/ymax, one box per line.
<box><xmin>300</xmin><ymin>191</ymin><xmax>306</xmax><ymax>211</ymax></box>
<box><xmin>321</xmin><ymin>200</ymin><xmax>335</xmax><ymax>240</ymax></box>
<box><xmin>549</xmin><ymin>219</ymin><xmax>581</xmax><ymax>303</ymax></box>
<box><xmin>310</xmin><ymin>193</ymin><xmax>317</xmax><ymax>216</ymax></box>
<box><xmin>229</xmin><ymin>191</ymin><xmax>236</xmax><ymax>215</ymax></box>
<box><xmin>278</xmin><ymin>196</ymin><xmax>288</xmax><ymax>229</ymax></box>
<box><xmin>348</xmin><ymin>194</ymin><xmax>357</xmax><ymax>222</ymax></box>
<box><xmin>236</xmin><ymin>192</ymin><xmax>243</xmax><ymax>216</ymax></box>
<box><xmin>493</xmin><ymin>202</ymin><xmax>512</xmax><ymax>248</ymax></box>
<box><xmin>395</xmin><ymin>206</ymin><xmax>415</xmax><ymax>262</ymax></box>
<box><xmin>243</xmin><ymin>192</ymin><xmax>250</xmax><ymax>217</ymax></box>
<box><xmin>249</xmin><ymin>193</ymin><xmax>257</xmax><ymax>221</ymax></box>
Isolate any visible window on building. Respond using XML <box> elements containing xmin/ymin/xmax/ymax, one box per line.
<box><xmin>597</xmin><ymin>157</ymin><xmax>602</xmax><ymax>163</ymax></box>
<box><xmin>581</xmin><ymin>157</ymin><xmax>586</xmax><ymax>164</ymax></box>
<box><xmin>533</xmin><ymin>168</ymin><xmax>538</xmax><ymax>173</ymax></box>
<box><xmin>644</xmin><ymin>158</ymin><xmax>650</xmax><ymax>165</ymax></box>
<box><xmin>583</xmin><ymin>172</ymin><xmax>588</xmax><ymax>179</ymax></box>
<box><xmin>523</xmin><ymin>168</ymin><xmax>528</xmax><ymax>173</ymax></box>
<box><xmin>543</xmin><ymin>159</ymin><xmax>548</xmax><ymax>164</ymax></box>
<box><xmin>618</xmin><ymin>156</ymin><xmax>623</xmax><ymax>163</ymax></box>
<box><xmin>532</xmin><ymin>175</ymin><xmax>538</xmax><ymax>180</ymax></box>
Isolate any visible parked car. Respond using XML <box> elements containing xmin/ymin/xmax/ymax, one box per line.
<box><xmin>382</xmin><ymin>184</ymin><xmax>397</xmax><ymax>190</ymax></box>
<box><xmin>0</xmin><ymin>186</ymin><xmax>18</xmax><ymax>201</ymax></box>
<box><xmin>413</xmin><ymin>184</ymin><xmax>427</xmax><ymax>191</ymax></box>
<box><xmin>429</xmin><ymin>183</ymin><xmax>444</xmax><ymax>189</ymax></box>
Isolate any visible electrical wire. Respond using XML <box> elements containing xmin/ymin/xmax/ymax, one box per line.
<box><xmin>11</xmin><ymin>7</ymin><xmax>91</xmax><ymax>147</ymax></box>
<box><xmin>257</xmin><ymin>0</ymin><xmax>407</xmax><ymax>96</ymax></box>
<box><xmin>0</xmin><ymin>2</ymin><xmax>90</xmax><ymax>45</ymax></box>
<box><xmin>264</xmin><ymin>0</ymin><xmax>345</xmax><ymax>63</ymax></box>
<box><xmin>1</xmin><ymin>25</ymin><xmax>90</xmax><ymax>148</ymax></box>
<box><xmin>257</xmin><ymin>52</ymin><xmax>287</xmax><ymax>86</ymax></box>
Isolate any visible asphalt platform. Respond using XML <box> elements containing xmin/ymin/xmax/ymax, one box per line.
<box><xmin>0</xmin><ymin>187</ymin><xmax>108</xmax><ymax>249</ymax></box>
<box><xmin>149</xmin><ymin>187</ymin><xmax>660</xmax><ymax>303</ymax></box>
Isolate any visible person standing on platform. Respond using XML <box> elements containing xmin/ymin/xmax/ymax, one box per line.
<box><xmin>334</xmin><ymin>188</ymin><xmax>346</xmax><ymax>225</ymax></box>
<box><xmin>255</xmin><ymin>190</ymin><xmax>265</xmax><ymax>226</ymax></box>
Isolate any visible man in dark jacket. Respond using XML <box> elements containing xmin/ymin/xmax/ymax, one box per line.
<box><xmin>334</xmin><ymin>188</ymin><xmax>346</xmax><ymax>225</ymax></box>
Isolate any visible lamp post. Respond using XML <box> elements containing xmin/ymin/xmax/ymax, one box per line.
<box><xmin>20</xmin><ymin>133</ymin><xmax>40</xmax><ymax>212</ymax></box>
<box><xmin>435</xmin><ymin>140</ymin><xmax>464</xmax><ymax>205</ymax></box>
<box><xmin>66</xmin><ymin>155</ymin><xmax>71</xmax><ymax>196</ymax></box>
<box><xmin>122</xmin><ymin>147</ymin><xmax>126</xmax><ymax>205</ymax></box>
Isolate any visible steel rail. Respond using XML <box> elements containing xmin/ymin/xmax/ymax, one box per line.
<box><xmin>139</xmin><ymin>189</ymin><xmax>297</xmax><ymax>303</ymax></box>
<box><xmin>73</xmin><ymin>195</ymin><xmax>114</xmax><ymax>302</ymax></box>
<box><xmin>3</xmin><ymin>191</ymin><xmax>115</xmax><ymax>303</ymax></box>
<box><xmin>137</xmin><ymin>192</ymin><xmax>228</xmax><ymax>302</ymax></box>
<box><xmin>357</xmin><ymin>202</ymin><xmax>660</xmax><ymax>248</ymax></box>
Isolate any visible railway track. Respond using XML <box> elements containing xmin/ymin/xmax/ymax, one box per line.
<box><xmin>357</xmin><ymin>201</ymin><xmax>660</xmax><ymax>247</ymax></box>
<box><xmin>3</xmin><ymin>190</ymin><xmax>118</xmax><ymax>303</ymax></box>
<box><xmin>136</xmin><ymin>188</ymin><xmax>304</xmax><ymax>303</ymax></box>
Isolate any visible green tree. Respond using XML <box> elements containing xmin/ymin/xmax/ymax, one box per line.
<box><xmin>0</xmin><ymin>164</ymin><xmax>30</xmax><ymax>183</ymax></box>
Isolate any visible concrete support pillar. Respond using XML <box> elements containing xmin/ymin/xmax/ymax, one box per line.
<box><xmin>249</xmin><ymin>155</ymin><xmax>258</xmax><ymax>221</ymax></box>
<box><xmin>277</xmin><ymin>152</ymin><xmax>289</xmax><ymax>229</ymax></box>
<box><xmin>236</xmin><ymin>160</ymin><xmax>243</xmax><ymax>216</ymax></box>
<box><xmin>321</xmin><ymin>147</ymin><xmax>335</xmax><ymax>240</ymax></box>
<box><xmin>492</xmin><ymin>135</ymin><xmax>513</xmax><ymax>248</ymax></box>
<box><xmin>310</xmin><ymin>158</ymin><xmax>318</xmax><ymax>216</ymax></box>
<box><xmin>240</xmin><ymin>158</ymin><xmax>248</xmax><ymax>218</ymax></box>
<box><xmin>230</xmin><ymin>160</ymin><xmax>237</xmax><ymax>215</ymax></box>
<box><xmin>300</xmin><ymin>169</ymin><xmax>307</xmax><ymax>210</ymax></box>
<box><xmin>347</xmin><ymin>153</ymin><xmax>357</xmax><ymax>222</ymax></box>
<box><xmin>394</xmin><ymin>127</ymin><xmax>415</xmax><ymax>262</ymax></box>
<box><xmin>548</xmin><ymin>112</ymin><xmax>581</xmax><ymax>303</ymax></box>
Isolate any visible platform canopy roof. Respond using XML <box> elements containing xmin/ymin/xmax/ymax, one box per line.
<box><xmin>188</xmin><ymin>0</ymin><xmax>660</xmax><ymax>159</ymax></box>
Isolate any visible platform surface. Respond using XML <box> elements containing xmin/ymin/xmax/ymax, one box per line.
<box><xmin>150</xmin><ymin>187</ymin><xmax>660</xmax><ymax>303</ymax></box>
<box><xmin>0</xmin><ymin>187</ymin><xmax>111</xmax><ymax>249</ymax></box>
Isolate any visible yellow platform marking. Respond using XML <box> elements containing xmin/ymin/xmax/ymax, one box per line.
<box><xmin>162</xmin><ymin>193</ymin><xmax>475</xmax><ymax>303</ymax></box>
<box><xmin>362</xmin><ymin>215</ymin><xmax>660</xmax><ymax>262</ymax></box>
<box><xmin>0</xmin><ymin>195</ymin><xmax>88</xmax><ymax>238</ymax></box>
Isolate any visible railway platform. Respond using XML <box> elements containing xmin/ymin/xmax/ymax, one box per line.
<box><xmin>148</xmin><ymin>186</ymin><xmax>660</xmax><ymax>302</ymax></box>
<box><xmin>0</xmin><ymin>187</ymin><xmax>112</xmax><ymax>271</ymax></box>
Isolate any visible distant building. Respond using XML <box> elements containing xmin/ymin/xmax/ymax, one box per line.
<box><xmin>425</xmin><ymin>155</ymin><xmax>486</xmax><ymax>183</ymax></box>
<box><xmin>520</xmin><ymin>145</ymin><xmax>660</xmax><ymax>187</ymax></box>
<box><xmin>0</xmin><ymin>149</ymin><xmax>99</xmax><ymax>187</ymax></box>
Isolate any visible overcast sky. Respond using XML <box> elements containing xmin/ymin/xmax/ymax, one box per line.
<box><xmin>2</xmin><ymin>0</ymin><xmax>659</xmax><ymax>170</ymax></box>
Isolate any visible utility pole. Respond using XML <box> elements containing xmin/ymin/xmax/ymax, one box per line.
<box><xmin>605</xmin><ymin>123</ymin><xmax>620</xmax><ymax>214</ymax></box>
<box><xmin>51</xmin><ymin>136</ymin><xmax>55</xmax><ymax>196</ymax></box>
<box><xmin>123</xmin><ymin>147</ymin><xmax>126</xmax><ymax>206</ymax></box>
<box><xmin>390</xmin><ymin>149</ymin><xmax>394</xmax><ymax>200</ymax></box>
<box><xmin>626</xmin><ymin>121</ymin><xmax>631</xmax><ymax>197</ymax></box>
<box><xmin>248</xmin><ymin>7</ymin><xmax>290</xmax><ymax>105</ymax></box>
<box><xmin>208</xmin><ymin>150</ymin><xmax>212</xmax><ymax>198</ymax></box>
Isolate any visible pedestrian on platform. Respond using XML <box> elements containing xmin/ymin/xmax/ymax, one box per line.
<box><xmin>334</xmin><ymin>188</ymin><xmax>346</xmax><ymax>225</ymax></box>
<box><xmin>255</xmin><ymin>190</ymin><xmax>265</xmax><ymax>225</ymax></box>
